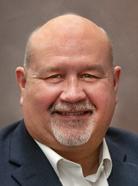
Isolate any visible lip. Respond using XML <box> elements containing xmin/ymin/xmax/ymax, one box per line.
<box><xmin>51</xmin><ymin>110</ymin><xmax>93</xmax><ymax>120</ymax></box>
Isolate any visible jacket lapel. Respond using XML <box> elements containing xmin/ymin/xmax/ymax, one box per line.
<box><xmin>108</xmin><ymin>160</ymin><xmax>138</xmax><ymax>186</ymax></box>
<box><xmin>9</xmin><ymin>121</ymin><xmax>62</xmax><ymax>186</ymax></box>
<box><xmin>106</xmin><ymin>134</ymin><xmax>138</xmax><ymax>186</ymax></box>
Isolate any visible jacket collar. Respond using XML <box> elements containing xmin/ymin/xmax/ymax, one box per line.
<box><xmin>9</xmin><ymin>120</ymin><xmax>62</xmax><ymax>186</ymax></box>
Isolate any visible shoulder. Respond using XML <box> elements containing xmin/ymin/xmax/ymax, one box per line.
<box><xmin>106</xmin><ymin>127</ymin><xmax>138</xmax><ymax>160</ymax></box>
<box><xmin>106</xmin><ymin>127</ymin><xmax>138</xmax><ymax>144</ymax></box>
<box><xmin>0</xmin><ymin>120</ymin><xmax>23</xmax><ymax>143</ymax></box>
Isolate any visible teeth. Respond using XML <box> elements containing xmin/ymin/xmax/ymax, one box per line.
<box><xmin>56</xmin><ymin>111</ymin><xmax>92</xmax><ymax>116</ymax></box>
<box><xmin>61</xmin><ymin>112</ymin><xmax>83</xmax><ymax>116</ymax></box>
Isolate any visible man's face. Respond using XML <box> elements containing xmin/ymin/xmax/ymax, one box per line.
<box><xmin>16</xmin><ymin>28</ymin><xmax>121</xmax><ymax>150</ymax></box>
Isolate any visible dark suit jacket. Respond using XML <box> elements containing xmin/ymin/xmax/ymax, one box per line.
<box><xmin>0</xmin><ymin>120</ymin><xmax>138</xmax><ymax>186</ymax></box>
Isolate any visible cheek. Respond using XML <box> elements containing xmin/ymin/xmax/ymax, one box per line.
<box><xmin>23</xmin><ymin>83</ymin><xmax>62</xmax><ymax>110</ymax></box>
<box><xmin>87</xmin><ymin>81</ymin><xmax>116</xmax><ymax>106</ymax></box>
<box><xmin>94</xmin><ymin>89</ymin><xmax>115</xmax><ymax>107</ymax></box>
<box><xmin>85</xmin><ymin>82</ymin><xmax>116</xmax><ymax>119</ymax></box>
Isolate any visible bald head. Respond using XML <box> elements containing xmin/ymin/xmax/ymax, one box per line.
<box><xmin>24</xmin><ymin>14</ymin><xmax>113</xmax><ymax>68</ymax></box>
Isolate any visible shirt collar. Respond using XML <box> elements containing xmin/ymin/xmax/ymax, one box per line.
<box><xmin>35</xmin><ymin>140</ymin><xmax>62</xmax><ymax>176</ymax></box>
<box><xmin>101</xmin><ymin>138</ymin><xmax>112</xmax><ymax>178</ymax></box>
<box><xmin>35</xmin><ymin>138</ymin><xmax>112</xmax><ymax>182</ymax></box>
<box><xmin>85</xmin><ymin>139</ymin><xmax>112</xmax><ymax>182</ymax></box>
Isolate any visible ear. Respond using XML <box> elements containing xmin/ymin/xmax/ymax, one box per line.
<box><xmin>113</xmin><ymin>66</ymin><xmax>121</xmax><ymax>92</ymax></box>
<box><xmin>113</xmin><ymin>66</ymin><xmax>121</xmax><ymax>103</ymax></box>
<box><xmin>15</xmin><ymin>67</ymin><xmax>27</xmax><ymax>104</ymax></box>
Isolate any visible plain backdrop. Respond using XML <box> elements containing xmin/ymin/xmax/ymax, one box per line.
<box><xmin>0</xmin><ymin>0</ymin><xmax>138</xmax><ymax>133</ymax></box>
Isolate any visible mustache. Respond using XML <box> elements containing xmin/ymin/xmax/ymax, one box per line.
<box><xmin>49</xmin><ymin>101</ymin><xmax>96</xmax><ymax>113</ymax></box>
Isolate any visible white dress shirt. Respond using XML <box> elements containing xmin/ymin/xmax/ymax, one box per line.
<box><xmin>35</xmin><ymin>139</ymin><xmax>112</xmax><ymax>186</ymax></box>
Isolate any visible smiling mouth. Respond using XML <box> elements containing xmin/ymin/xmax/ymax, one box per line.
<box><xmin>51</xmin><ymin>110</ymin><xmax>93</xmax><ymax>116</ymax></box>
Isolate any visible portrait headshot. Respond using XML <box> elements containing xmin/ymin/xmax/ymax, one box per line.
<box><xmin>0</xmin><ymin>1</ymin><xmax>138</xmax><ymax>186</ymax></box>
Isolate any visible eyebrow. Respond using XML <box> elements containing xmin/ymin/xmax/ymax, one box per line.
<box><xmin>82</xmin><ymin>64</ymin><xmax>105</xmax><ymax>74</ymax></box>
<box><xmin>36</xmin><ymin>66</ymin><xmax>63</xmax><ymax>75</ymax></box>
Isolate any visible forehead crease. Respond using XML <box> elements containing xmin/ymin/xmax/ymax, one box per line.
<box><xmin>36</xmin><ymin>63</ymin><xmax>106</xmax><ymax>75</ymax></box>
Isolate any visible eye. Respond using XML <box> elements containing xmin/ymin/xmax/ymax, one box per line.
<box><xmin>47</xmin><ymin>74</ymin><xmax>63</xmax><ymax>79</ymax></box>
<box><xmin>79</xmin><ymin>73</ymin><xmax>102</xmax><ymax>82</ymax></box>
<box><xmin>80</xmin><ymin>73</ymin><xmax>99</xmax><ymax>79</ymax></box>
<box><xmin>44</xmin><ymin>73</ymin><xmax>64</xmax><ymax>83</ymax></box>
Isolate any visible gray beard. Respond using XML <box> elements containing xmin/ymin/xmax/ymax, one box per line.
<box><xmin>50</xmin><ymin>118</ymin><xmax>95</xmax><ymax>146</ymax></box>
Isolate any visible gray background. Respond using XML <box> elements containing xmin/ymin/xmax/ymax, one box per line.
<box><xmin>0</xmin><ymin>0</ymin><xmax>138</xmax><ymax>132</ymax></box>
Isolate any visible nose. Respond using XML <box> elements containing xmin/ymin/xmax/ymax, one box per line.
<box><xmin>59</xmin><ymin>77</ymin><xmax>87</xmax><ymax>103</ymax></box>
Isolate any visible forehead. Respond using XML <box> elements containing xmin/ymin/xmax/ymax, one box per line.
<box><xmin>27</xmin><ymin>16</ymin><xmax>112</xmax><ymax>70</ymax></box>
<box><xmin>29</xmin><ymin>37</ymin><xmax>112</xmax><ymax>72</ymax></box>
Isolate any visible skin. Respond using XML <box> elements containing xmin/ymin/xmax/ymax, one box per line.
<box><xmin>16</xmin><ymin>14</ymin><xmax>121</xmax><ymax>176</ymax></box>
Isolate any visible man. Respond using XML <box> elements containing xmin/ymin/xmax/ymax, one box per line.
<box><xmin>0</xmin><ymin>14</ymin><xmax>138</xmax><ymax>186</ymax></box>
